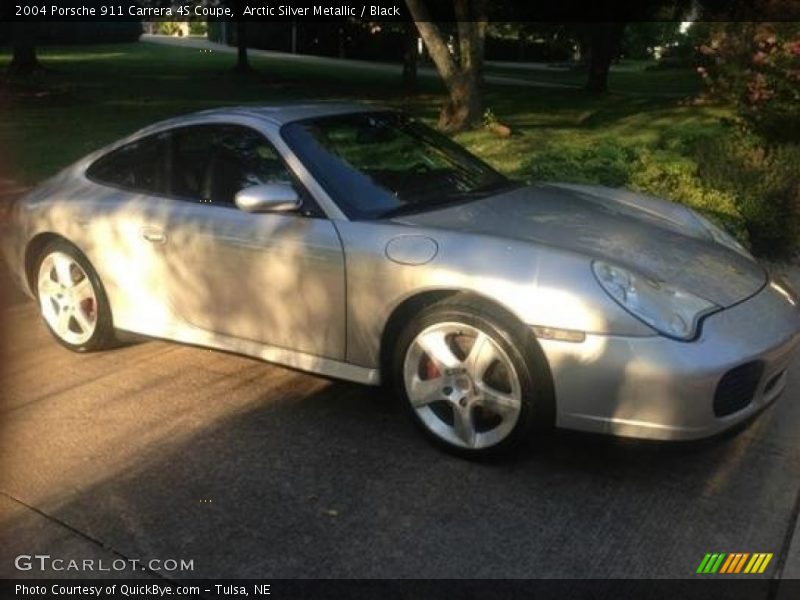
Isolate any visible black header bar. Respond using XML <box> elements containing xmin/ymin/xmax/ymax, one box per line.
<box><xmin>4</xmin><ymin>0</ymin><xmax>800</xmax><ymax>23</ymax></box>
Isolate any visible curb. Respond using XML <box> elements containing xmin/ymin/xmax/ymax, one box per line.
<box><xmin>779</xmin><ymin>498</ymin><xmax>800</xmax><ymax>581</ymax></box>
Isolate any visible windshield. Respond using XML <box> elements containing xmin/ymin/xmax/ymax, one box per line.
<box><xmin>281</xmin><ymin>112</ymin><xmax>517</xmax><ymax>219</ymax></box>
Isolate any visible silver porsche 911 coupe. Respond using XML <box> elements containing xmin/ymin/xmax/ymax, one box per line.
<box><xmin>4</xmin><ymin>103</ymin><xmax>800</xmax><ymax>456</ymax></box>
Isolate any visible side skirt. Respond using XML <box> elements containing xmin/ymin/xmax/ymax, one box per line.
<box><xmin>115</xmin><ymin>321</ymin><xmax>381</xmax><ymax>386</ymax></box>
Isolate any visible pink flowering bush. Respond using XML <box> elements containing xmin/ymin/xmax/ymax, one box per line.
<box><xmin>693</xmin><ymin>20</ymin><xmax>800</xmax><ymax>256</ymax></box>
<box><xmin>699</xmin><ymin>21</ymin><xmax>800</xmax><ymax>142</ymax></box>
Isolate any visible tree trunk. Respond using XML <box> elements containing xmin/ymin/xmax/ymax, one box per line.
<box><xmin>405</xmin><ymin>0</ymin><xmax>486</xmax><ymax>132</ymax></box>
<box><xmin>229</xmin><ymin>0</ymin><xmax>250</xmax><ymax>72</ymax></box>
<box><xmin>235</xmin><ymin>20</ymin><xmax>250</xmax><ymax>72</ymax></box>
<box><xmin>585</xmin><ymin>45</ymin><xmax>612</xmax><ymax>93</ymax></box>
<box><xmin>454</xmin><ymin>0</ymin><xmax>486</xmax><ymax>101</ymax></box>
<box><xmin>402</xmin><ymin>22</ymin><xmax>418</xmax><ymax>95</ymax></box>
<box><xmin>473</xmin><ymin>1</ymin><xmax>488</xmax><ymax>97</ymax></box>
<box><xmin>438</xmin><ymin>73</ymin><xmax>481</xmax><ymax>132</ymax></box>
<box><xmin>8</xmin><ymin>23</ymin><xmax>42</xmax><ymax>76</ymax></box>
<box><xmin>584</xmin><ymin>23</ymin><xmax>626</xmax><ymax>94</ymax></box>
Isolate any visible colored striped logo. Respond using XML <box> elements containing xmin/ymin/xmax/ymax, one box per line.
<box><xmin>696</xmin><ymin>553</ymin><xmax>773</xmax><ymax>574</ymax></box>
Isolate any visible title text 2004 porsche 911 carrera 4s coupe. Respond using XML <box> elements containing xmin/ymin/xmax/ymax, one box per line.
<box><xmin>4</xmin><ymin>104</ymin><xmax>800</xmax><ymax>456</ymax></box>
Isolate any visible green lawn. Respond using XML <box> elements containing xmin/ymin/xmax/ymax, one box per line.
<box><xmin>0</xmin><ymin>41</ymin><xmax>737</xmax><ymax>227</ymax></box>
<box><xmin>0</xmin><ymin>42</ymin><xmax>447</xmax><ymax>183</ymax></box>
<box><xmin>485</xmin><ymin>59</ymin><xmax>703</xmax><ymax>97</ymax></box>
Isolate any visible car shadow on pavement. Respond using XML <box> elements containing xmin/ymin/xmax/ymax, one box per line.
<box><xmin>3</xmin><ymin>359</ymin><xmax>798</xmax><ymax>580</ymax></box>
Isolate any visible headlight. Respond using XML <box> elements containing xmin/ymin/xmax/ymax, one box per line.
<box><xmin>691</xmin><ymin>211</ymin><xmax>750</xmax><ymax>256</ymax></box>
<box><xmin>592</xmin><ymin>261</ymin><xmax>719</xmax><ymax>340</ymax></box>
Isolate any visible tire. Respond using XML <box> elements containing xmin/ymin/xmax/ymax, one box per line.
<box><xmin>392</xmin><ymin>295</ymin><xmax>554</xmax><ymax>458</ymax></box>
<box><xmin>35</xmin><ymin>239</ymin><xmax>116</xmax><ymax>352</ymax></box>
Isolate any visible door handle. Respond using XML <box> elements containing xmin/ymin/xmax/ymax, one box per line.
<box><xmin>141</xmin><ymin>227</ymin><xmax>166</xmax><ymax>244</ymax></box>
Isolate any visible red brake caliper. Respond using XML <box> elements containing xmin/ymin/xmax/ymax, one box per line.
<box><xmin>80</xmin><ymin>298</ymin><xmax>95</xmax><ymax>320</ymax></box>
<box><xmin>424</xmin><ymin>356</ymin><xmax>441</xmax><ymax>380</ymax></box>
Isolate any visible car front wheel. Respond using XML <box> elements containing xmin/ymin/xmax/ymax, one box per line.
<box><xmin>393</xmin><ymin>297</ymin><xmax>553</xmax><ymax>457</ymax></box>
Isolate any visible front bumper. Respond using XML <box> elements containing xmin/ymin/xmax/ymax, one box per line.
<box><xmin>540</xmin><ymin>282</ymin><xmax>800</xmax><ymax>440</ymax></box>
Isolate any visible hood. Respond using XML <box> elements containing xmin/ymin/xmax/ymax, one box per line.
<box><xmin>394</xmin><ymin>183</ymin><xmax>766</xmax><ymax>308</ymax></box>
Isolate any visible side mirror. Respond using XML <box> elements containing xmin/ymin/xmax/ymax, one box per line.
<box><xmin>235</xmin><ymin>183</ymin><xmax>301</xmax><ymax>214</ymax></box>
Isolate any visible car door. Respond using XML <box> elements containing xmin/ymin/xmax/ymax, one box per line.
<box><xmin>155</xmin><ymin>123</ymin><xmax>346</xmax><ymax>360</ymax></box>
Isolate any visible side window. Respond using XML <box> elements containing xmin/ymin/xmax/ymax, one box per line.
<box><xmin>87</xmin><ymin>133</ymin><xmax>168</xmax><ymax>195</ymax></box>
<box><xmin>171</xmin><ymin>125</ymin><xmax>293</xmax><ymax>206</ymax></box>
<box><xmin>170</xmin><ymin>127</ymin><xmax>209</xmax><ymax>200</ymax></box>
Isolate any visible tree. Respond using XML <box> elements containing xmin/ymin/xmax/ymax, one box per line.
<box><xmin>621</xmin><ymin>21</ymin><xmax>684</xmax><ymax>60</ymax></box>
<box><xmin>405</xmin><ymin>0</ymin><xmax>488</xmax><ymax>132</ymax></box>
<box><xmin>402</xmin><ymin>21</ymin><xmax>418</xmax><ymax>95</ymax></box>
<box><xmin>579</xmin><ymin>23</ymin><xmax>627</xmax><ymax>93</ymax></box>
<box><xmin>568</xmin><ymin>2</ymin><xmax>692</xmax><ymax>93</ymax></box>
<box><xmin>8</xmin><ymin>23</ymin><xmax>43</xmax><ymax>76</ymax></box>
<box><xmin>234</xmin><ymin>21</ymin><xmax>250</xmax><ymax>72</ymax></box>
<box><xmin>232</xmin><ymin>0</ymin><xmax>251</xmax><ymax>72</ymax></box>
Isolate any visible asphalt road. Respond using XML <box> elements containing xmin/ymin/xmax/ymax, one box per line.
<box><xmin>1</xmin><ymin>266</ymin><xmax>800</xmax><ymax>588</ymax></box>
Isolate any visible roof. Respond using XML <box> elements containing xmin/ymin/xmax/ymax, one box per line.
<box><xmin>73</xmin><ymin>102</ymin><xmax>393</xmax><ymax>176</ymax></box>
<box><xmin>141</xmin><ymin>102</ymin><xmax>388</xmax><ymax>135</ymax></box>
<box><xmin>209</xmin><ymin>102</ymin><xmax>388</xmax><ymax>125</ymax></box>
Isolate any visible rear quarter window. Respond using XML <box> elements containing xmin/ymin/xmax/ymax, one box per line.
<box><xmin>86</xmin><ymin>133</ymin><xmax>168</xmax><ymax>195</ymax></box>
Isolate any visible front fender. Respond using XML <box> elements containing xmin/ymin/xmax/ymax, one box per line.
<box><xmin>336</xmin><ymin>221</ymin><xmax>654</xmax><ymax>369</ymax></box>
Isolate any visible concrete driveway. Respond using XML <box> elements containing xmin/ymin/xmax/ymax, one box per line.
<box><xmin>1</xmin><ymin>262</ymin><xmax>799</xmax><ymax>587</ymax></box>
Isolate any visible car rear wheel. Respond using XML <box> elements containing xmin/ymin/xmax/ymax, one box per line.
<box><xmin>36</xmin><ymin>241</ymin><xmax>116</xmax><ymax>352</ymax></box>
<box><xmin>393</xmin><ymin>297</ymin><xmax>554</xmax><ymax>457</ymax></box>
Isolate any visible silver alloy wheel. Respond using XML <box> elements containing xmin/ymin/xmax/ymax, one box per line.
<box><xmin>37</xmin><ymin>251</ymin><xmax>98</xmax><ymax>346</ymax></box>
<box><xmin>403</xmin><ymin>322</ymin><xmax>523</xmax><ymax>449</ymax></box>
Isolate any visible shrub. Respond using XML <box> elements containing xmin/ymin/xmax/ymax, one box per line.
<box><xmin>629</xmin><ymin>150</ymin><xmax>745</xmax><ymax>238</ymax></box>
<box><xmin>521</xmin><ymin>139</ymin><xmax>749</xmax><ymax>248</ymax></box>
<box><xmin>696</xmin><ymin>130</ymin><xmax>800</xmax><ymax>257</ymax></box>
<box><xmin>189</xmin><ymin>21</ymin><xmax>208</xmax><ymax>36</ymax></box>
<box><xmin>518</xmin><ymin>128</ymin><xmax>800</xmax><ymax>258</ymax></box>
<box><xmin>157</xmin><ymin>22</ymin><xmax>186</xmax><ymax>37</ymax></box>
<box><xmin>692</xmin><ymin>21</ymin><xmax>800</xmax><ymax>256</ymax></box>
<box><xmin>524</xmin><ymin>139</ymin><xmax>638</xmax><ymax>187</ymax></box>
<box><xmin>698</xmin><ymin>22</ymin><xmax>800</xmax><ymax>144</ymax></box>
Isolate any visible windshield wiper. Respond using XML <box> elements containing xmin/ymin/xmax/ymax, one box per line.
<box><xmin>377</xmin><ymin>180</ymin><xmax>522</xmax><ymax>220</ymax></box>
<box><xmin>458</xmin><ymin>179</ymin><xmax>522</xmax><ymax>197</ymax></box>
<box><xmin>377</xmin><ymin>202</ymin><xmax>434</xmax><ymax>219</ymax></box>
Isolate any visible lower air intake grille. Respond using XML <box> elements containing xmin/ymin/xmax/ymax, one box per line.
<box><xmin>714</xmin><ymin>361</ymin><xmax>764</xmax><ymax>417</ymax></box>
